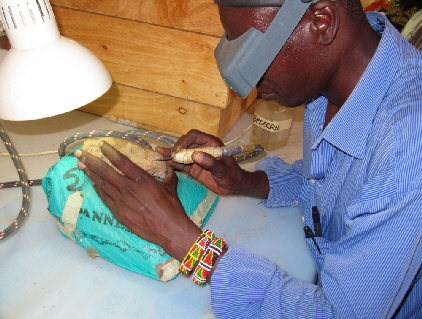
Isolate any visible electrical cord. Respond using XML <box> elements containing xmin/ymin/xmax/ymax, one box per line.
<box><xmin>0</xmin><ymin>128</ymin><xmax>264</xmax><ymax>240</ymax></box>
<box><xmin>0</xmin><ymin>150</ymin><xmax>57</xmax><ymax>156</ymax></box>
<box><xmin>223</xmin><ymin>123</ymin><xmax>252</xmax><ymax>145</ymax></box>
<box><xmin>0</xmin><ymin>123</ymin><xmax>30</xmax><ymax>240</ymax></box>
<box><xmin>0</xmin><ymin>179</ymin><xmax>42</xmax><ymax>188</ymax></box>
<box><xmin>57</xmin><ymin>129</ymin><xmax>176</xmax><ymax>158</ymax></box>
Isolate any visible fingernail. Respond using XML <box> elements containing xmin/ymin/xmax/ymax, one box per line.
<box><xmin>100</xmin><ymin>140</ymin><xmax>111</xmax><ymax>150</ymax></box>
<box><xmin>77</xmin><ymin>161</ymin><xmax>86</xmax><ymax>169</ymax></box>
<box><xmin>192</xmin><ymin>151</ymin><xmax>203</xmax><ymax>162</ymax></box>
<box><xmin>74</xmin><ymin>149</ymin><xmax>82</xmax><ymax>158</ymax></box>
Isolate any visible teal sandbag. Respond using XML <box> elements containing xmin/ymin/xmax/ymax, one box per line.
<box><xmin>42</xmin><ymin>146</ymin><xmax>219</xmax><ymax>281</ymax></box>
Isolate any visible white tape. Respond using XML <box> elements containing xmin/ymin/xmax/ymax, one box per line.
<box><xmin>252</xmin><ymin>114</ymin><xmax>292</xmax><ymax>133</ymax></box>
<box><xmin>189</xmin><ymin>190</ymin><xmax>218</xmax><ymax>226</ymax></box>
<box><xmin>62</xmin><ymin>191</ymin><xmax>84</xmax><ymax>232</ymax></box>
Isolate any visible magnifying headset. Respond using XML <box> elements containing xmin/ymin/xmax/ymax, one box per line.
<box><xmin>214</xmin><ymin>0</ymin><xmax>317</xmax><ymax>98</ymax></box>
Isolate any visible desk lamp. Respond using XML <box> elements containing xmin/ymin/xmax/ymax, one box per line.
<box><xmin>0</xmin><ymin>0</ymin><xmax>112</xmax><ymax>239</ymax></box>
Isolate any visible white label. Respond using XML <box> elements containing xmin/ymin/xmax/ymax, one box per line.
<box><xmin>252</xmin><ymin>114</ymin><xmax>292</xmax><ymax>133</ymax></box>
<box><xmin>62</xmin><ymin>191</ymin><xmax>84</xmax><ymax>232</ymax></box>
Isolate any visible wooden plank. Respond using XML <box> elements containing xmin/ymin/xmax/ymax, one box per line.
<box><xmin>53</xmin><ymin>7</ymin><xmax>228</xmax><ymax>109</ymax></box>
<box><xmin>50</xmin><ymin>0</ymin><xmax>224</xmax><ymax>37</ymax></box>
<box><xmin>80</xmin><ymin>83</ymin><xmax>225</xmax><ymax>137</ymax></box>
<box><xmin>218</xmin><ymin>89</ymin><xmax>258</xmax><ymax>137</ymax></box>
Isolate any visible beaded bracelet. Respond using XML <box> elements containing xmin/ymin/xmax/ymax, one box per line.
<box><xmin>192</xmin><ymin>236</ymin><xmax>227</xmax><ymax>286</ymax></box>
<box><xmin>178</xmin><ymin>230</ymin><xmax>215</xmax><ymax>277</ymax></box>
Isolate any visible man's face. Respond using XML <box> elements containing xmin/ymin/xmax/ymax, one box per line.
<box><xmin>218</xmin><ymin>6</ymin><xmax>320</xmax><ymax>107</ymax></box>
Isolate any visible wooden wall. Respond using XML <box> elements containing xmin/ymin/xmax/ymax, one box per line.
<box><xmin>50</xmin><ymin>0</ymin><xmax>256</xmax><ymax>137</ymax></box>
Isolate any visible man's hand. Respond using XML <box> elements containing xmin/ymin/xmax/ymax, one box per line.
<box><xmin>156</xmin><ymin>129</ymin><xmax>270</xmax><ymax>198</ymax></box>
<box><xmin>74</xmin><ymin>141</ymin><xmax>201</xmax><ymax>262</ymax></box>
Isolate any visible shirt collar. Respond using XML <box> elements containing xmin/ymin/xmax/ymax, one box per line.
<box><xmin>310</xmin><ymin>12</ymin><xmax>400</xmax><ymax>159</ymax></box>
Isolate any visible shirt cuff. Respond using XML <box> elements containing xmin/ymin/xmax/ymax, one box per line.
<box><xmin>255</xmin><ymin>157</ymin><xmax>303</xmax><ymax>207</ymax></box>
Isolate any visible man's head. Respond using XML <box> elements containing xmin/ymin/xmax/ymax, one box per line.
<box><xmin>214</xmin><ymin>0</ymin><xmax>368</xmax><ymax>107</ymax></box>
<box><xmin>214</xmin><ymin>0</ymin><xmax>313</xmax><ymax>100</ymax></box>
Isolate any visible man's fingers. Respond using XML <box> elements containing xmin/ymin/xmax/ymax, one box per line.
<box><xmin>155</xmin><ymin>146</ymin><xmax>172</xmax><ymax>158</ymax></box>
<box><xmin>187</xmin><ymin>130</ymin><xmax>224</xmax><ymax>147</ymax></box>
<box><xmin>162</xmin><ymin>165</ymin><xmax>179</xmax><ymax>194</ymax></box>
<box><xmin>75</xmin><ymin>149</ymin><xmax>127</xmax><ymax>189</ymax></box>
<box><xmin>90</xmin><ymin>177</ymin><xmax>118</xmax><ymax>213</ymax></box>
<box><xmin>173</xmin><ymin>129</ymin><xmax>201</xmax><ymax>152</ymax></box>
<box><xmin>75</xmin><ymin>153</ymin><xmax>121</xmax><ymax>210</ymax></box>
<box><xmin>98</xmin><ymin>141</ymin><xmax>155</xmax><ymax>184</ymax></box>
<box><xmin>173</xmin><ymin>129</ymin><xmax>224</xmax><ymax>152</ymax></box>
<box><xmin>192</xmin><ymin>151</ymin><xmax>231</xmax><ymax>178</ymax></box>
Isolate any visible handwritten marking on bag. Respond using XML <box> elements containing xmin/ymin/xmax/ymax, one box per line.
<box><xmin>63</xmin><ymin>167</ymin><xmax>88</xmax><ymax>192</ymax></box>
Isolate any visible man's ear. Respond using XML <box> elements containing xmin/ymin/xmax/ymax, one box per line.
<box><xmin>308</xmin><ymin>1</ymin><xmax>340</xmax><ymax>46</ymax></box>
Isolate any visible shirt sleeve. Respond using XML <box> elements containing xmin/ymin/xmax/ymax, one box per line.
<box><xmin>210</xmin><ymin>245</ymin><xmax>335</xmax><ymax>319</ymax></box>
<box><xmin>210</xmin><ymin>187</ymin><xmax>422</xmax><ymax>318</ymax></box>
<box><xmin>255</xmin><ymin>157</ymin><xmax>304</xmax><ymax>208</ymax></box>
<box><xmin>210</xmin><ymin>187</ymin><xmax>422</xmax><ymax>319</ymax></box>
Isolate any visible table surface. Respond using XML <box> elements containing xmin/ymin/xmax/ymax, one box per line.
<box><xmin>0</xmin><ymin>110</ymin><xmax>315</xmax><ymax>319</ymax></box>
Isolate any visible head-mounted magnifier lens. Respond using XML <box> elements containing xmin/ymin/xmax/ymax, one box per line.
<box><xmin>214</xmin><ymin>0</ymin><xmax>316</xmax><ymax>98</ymax></box>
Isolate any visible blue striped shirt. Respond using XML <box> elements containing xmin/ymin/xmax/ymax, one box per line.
<box><xmin>211</xmin><ymin>12</ymin><xmax>422</xmax><ymax>318</ymax></box>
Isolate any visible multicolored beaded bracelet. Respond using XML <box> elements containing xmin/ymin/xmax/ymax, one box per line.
<box><xmin>192</xmin><ymin>236</ymin><xmax>227</xmax><ymax>286</ymax></box>
<box><xmin>178</xmin><ymin>230</ymin><xmax>215</xmax><ymax>277</ymax></box>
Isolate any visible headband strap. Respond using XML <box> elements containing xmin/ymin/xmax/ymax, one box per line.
<box><xmin>214</xmin><ymin>0</ymin><xmax>284</xmax><ymax>6</ymax></box>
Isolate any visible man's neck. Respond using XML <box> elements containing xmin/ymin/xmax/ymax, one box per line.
<box><xmin>323</xmin><ymin>16</ymin><xmax>381</xmax><ymax>109</ymax></box>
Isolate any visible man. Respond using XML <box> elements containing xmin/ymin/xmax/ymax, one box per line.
<box><xmin>74</xmin><ymin>0</ymin><xmax>422</xmax><ymax>317</ymax></box>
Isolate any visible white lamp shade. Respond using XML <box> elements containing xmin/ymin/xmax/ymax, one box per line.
<box><xmin>0</xmin><ymin>36</ymin><xmax>112</xmax><ymax>120</ymax></box>
<box><xmin>0</xmin><ymin>0</ymin><xmax>112</xmax><ymax>121</ymax></box>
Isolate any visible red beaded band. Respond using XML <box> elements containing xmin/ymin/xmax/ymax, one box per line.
<box><xmin>178</xmin><ymin>230</ymin><xmax>215</xmax><ymax>277</ymax></box>
<box><xmin>192</xmin><ymin>237</ymin><xmax>227</xmax><ymax>286</ymax></box>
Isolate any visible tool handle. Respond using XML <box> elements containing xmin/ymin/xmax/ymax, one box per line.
<box><xmin>222</xmin><ymin>144</ymin><xmax>259</xmax><ymax>157</ymax></box>
<box><xmin>172</xmin><ymin>144</ymin><xmax>260</xmax><ymax>164</ymax></box>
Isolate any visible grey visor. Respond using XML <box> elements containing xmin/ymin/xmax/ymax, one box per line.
<box><xmin>214</xmin><ymin>0</ymin><xmax>316</xmax><ymax>98</ymax></box>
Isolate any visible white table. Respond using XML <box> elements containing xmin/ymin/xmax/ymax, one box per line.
<box><xmin>0</xmin><ymin>111</ymin><xmax>315</xmax><ymax>319</ymax></box>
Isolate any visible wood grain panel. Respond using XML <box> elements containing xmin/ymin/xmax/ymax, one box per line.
<box><xmin>218</xmin><ymin>89</ymin><xmax>258</xmax><ymax>137</ymax></box>
<box><xmin>51</xmin><ymin>0</ymin><xmax>224</xmax><ymax>37</ymax></box>
<box><xmin>53</xmin><ymin>7</ymin><xmax>228</xmax><ymax>109</ymax></box>
<box><xmin>80</xmin><ymin>83</ymin><xmax>224</xmax><ymax>137</ymax></box>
